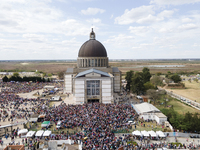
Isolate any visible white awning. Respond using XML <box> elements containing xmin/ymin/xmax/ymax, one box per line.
<box><xmin>141</xmin><ymin>130</ymin><xmax>149</xmax><ymax>137</ymax></box>
<box><xmin>132</xmin><ymin>130</ymin><xmax>142</xmax><ymax>136</ymax></box>
<box><xmin>26</xmin><ymin>131</ymin><xmax>36</xmax><ymax>138</ymax></box>
<box><xmin>35</xmin><ymin>130</ymin><xmax>44</xmax><ymax>137</ymax></box>
<box><xmin>156</xmin><ymin>131</ymin><xmax>166</xmax><ymax>137</ymax></box>
<box><xmin>148</xmin><ymin>130</ymin><xmax>157</xmax><ymax>137</ymax></box>
<box><xmin>43</xmin><ymin>130</ymin><xmax>52</xmax><ymax>137</ymax></box>
<box><xmin>29</xmin><ymin>118</ymin><xmax>38</xmax><ymax>122</ymax></box>
<box><xmin>18</xmin><ymin>129</ymin><xmax>28</xmax><ymax>135</ymax></box>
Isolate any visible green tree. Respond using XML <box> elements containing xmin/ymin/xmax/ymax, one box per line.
<box><xmin>2</xmin><ymin>75</ymin><xmax>8</xmax><ymax>82</ymax></box>
<box><xmin>170</xmin><ymin>74</ymin><xmax>181</xmax><ymax>83</ymax></box>
<box><xmin>146</xmin><ymin>89</ymin><xmax>160</xmax><ymax>104</ymax></box>
<box><xmin>48</xmin><ymin>73</ymin><xmax>52</xmax><ymax>77</ymax></box>
<box><xmin>142</xmin><ymin>67</ymin><xmax>151</xmax><ymax>83</ymax></box>
<box><xmin>125</xmin><ymin>70</ymin><xmax>134</xmax><ymax>91</ymax></box>
<box><xmin>144</xmin><ymin>82</ymin><xmax>155</xmax><ymax>91</ymax></box>
<box><xmin>13</xmin><ymin>72</ymin><xmax>19</xmax><ymax>77</ymax></box>
<box><xmin>194</xmin><ymin>78</ymin><xmax>198</xmax><ymax>83</ymax></box>
<box><xmin>150</xmin><ymin>75</ymin><xmax>163</xmax><ymax>86</ymax></box>
<box><xmin>58</xmin><ymin>71</ymin><xmax>64</xmax><ymax>80</ymax></box>
<box><xmin>165</xmin><ymin>71</ymin><xmax>172</xmax><ymax>78</ymax></box>
<box><xmin>131</xmin><ymin>72</ymin><xmax>145</xmax><ymax>95</ymax></box>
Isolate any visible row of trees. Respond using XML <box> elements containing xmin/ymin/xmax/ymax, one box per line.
<box><xmin>2</xmin><ymin>75</ymin><xmax>51</xmax><ymax>82</ymax></box>
<box><xmin>165</xmin><ymin>71</ymin><xmax>182</xmax><ymax>83</ymax></box>
<box><xmin>161</xmin><ymin>108</ymin><xmax>200</xmax><ymax>132</ymax></box>
<box><xmin>125</xmin><ymin>67</ymin><xmax>152</xmax><ymax>95</ymax></box>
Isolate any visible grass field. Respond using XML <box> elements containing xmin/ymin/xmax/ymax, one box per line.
<box><xmin>170</xmin><ymin>80</ymin><xmax>200</xmax><ymax>103</ymax></box>
<box><xmin>156</xmin><ymin>96</ymin><xmax>200</xmax><ymax>114</ymax></box>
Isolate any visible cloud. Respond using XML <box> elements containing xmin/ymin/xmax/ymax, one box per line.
<box><xmin>60</xmin><ymin>19</ymin><xmax>89</xmax><ymax>36</ymax></box>
<box><xmin>182</xmin><ymin>18</ymin><xmax>193</xmax><ymax>23</ymax></box>
<box><xmin>22</xmin><ymin>34</ymin><xmax>47</xmax><ymax>43</ymax></box>
<box><xmin>115</xmin><ymin>5</ymin><xmax>155</xmax><ymax>25</ymax></box>
<box><xmin>150</xmin><ymin>0</ymin><xmax>200</xmax><ymax>5</ymax></box>
<box><xmin>0</xmin><ymin>19</ymin><xmax>18</xmax><ymax>26</ymax></box>
<box><xmin>81</xmin><ymin>7</ymin><xmax>105</xmax><ymax>15</ymax></box>
<box><xmin>129</xmin><ymin>26</ymin><xmax>151</xmax><ymax>36</ymax></box>
<box><xmin>86</xmin><ymin>18</ymin><xmax>102</xmax><ymax>24</ymax></box>
<box><xmin>178</xmin><ymin>23</ymin><xmax>198</xmax><ymax>30</ymax></box>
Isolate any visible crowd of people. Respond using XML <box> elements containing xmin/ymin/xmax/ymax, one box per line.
<box><xmin>1</xmin><ymin>81</ymin><xmax>200</xmax><ymax>149</ymax></box>
<box><xmin>35</xmin><ymin>102</ymin><xmax>136</xmax><ymax>149</ymax></box>
<box><xmin>0</xmin><ymin>82</ymin><xmax>62</xmax><ymax>94</ymax></box>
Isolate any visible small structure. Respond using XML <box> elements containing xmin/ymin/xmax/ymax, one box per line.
<box><xmin>50</xmin><ymin>96</ymin><xmax>62</xmax><ymax>101</ymax></box>
<box><xmin>35</xmin><ymin>130</ymin><xmax>44</xmax><ymax>137</ymax></box>
<box><xmin>132</xmin><ymin>102</ymin><xmax>167</xmax><ymax>124</ymax></box>
<box><xmin>41</xmin><ymin>121</ymin><xmax>50</xmax><ymax>128</ymax></box>
<box><xmin>26</xmin><ymin>131</ymin><xmax>36</xmax><ymax>138</ymax></box>
<box><xmin>3</xmin><ymin>145</ymin><xmax>24</xmax><ymax>150</ymax></box>
<box><xmin>18</xmin><ymin>129</ymin><xmax>28</xmax><ymax>138</ymax></box>
<box><xmin>43</xmin><ymin>130</ymin><xmax>52</xmax><ymax>137</ymax></box>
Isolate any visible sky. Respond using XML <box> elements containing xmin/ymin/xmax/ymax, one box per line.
<box><xmin>0</xmin><ymin>0</ymin><xmax>200</xmax><ymax>60</ymax></box>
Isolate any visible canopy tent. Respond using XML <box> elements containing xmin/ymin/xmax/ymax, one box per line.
<box><xmin>132</xmin><ymin>130</ymin><xmax>142</xmax><ymax>136</ymax></box>
<box><xmin>18</xmin><ymin>129</ymin><xmax>28</xmax><ymax>138</ymax></box>
<box><xmin>35</xmin><ymin>130</ymin><xmax>44</xmax><ymax>137</ymax></box>
<box><xmin>156</xmin><ymin>131</ymin><xmax>166</xmax><ymax>138</ymax></box>
<box><xmin>148</xmin><ymin>130</ymin><xmax>157</xmax><ymax>137</ymax></box>
<box><xmin>29</xmin><ymin>118</ymin><xmax>38</xmax><ymax>122</ymax></box>
<box><xmin>141</xmin><ymin>130</ymin><xmax>149</xmax><ymax>137</ymax></box>
<box><xmin>41</xmin><ymin>121</ymin><xmax>50</xmax><ymax>127</ymax></box>
<box><xmin>43</xmin><ymin>130</ymin><xmax>52</xmax><ymax>137</ymax></box>
<box><xmin>26</xmin><ymin>131</ymin><xmax>36</xmax><ymax>138</ymax></box>
<box><xmin>18</xmin><ymin>129</ymin><xmax>28</xmax><ymax>135</ymax></box>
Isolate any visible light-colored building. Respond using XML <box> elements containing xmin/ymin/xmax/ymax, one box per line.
<box><xmin>64</xmin><ymin>29</ymin><xmax>121</xmax><ymax>104</ymax></box>
<box><xmin>132</xmin><ymin>102</ymin><xmax>167</xmax><ymax>125</ymax></box>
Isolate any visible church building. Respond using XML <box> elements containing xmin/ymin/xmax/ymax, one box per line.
<box><xmin>64</xmin><ymin>29</ymin><xmax>121</xmax><ymax>104</ymax></box>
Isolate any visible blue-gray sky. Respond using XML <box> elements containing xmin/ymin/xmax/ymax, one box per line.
<box><xmin>0</xmin><ymin>0</ymin><xmax>200</xmax><ymax>60</ymax></box>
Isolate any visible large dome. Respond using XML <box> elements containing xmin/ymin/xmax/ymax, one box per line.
<box><xmin>78</xmin><ymin>39</ymin><xmax>107</xmax><ymax>57</ymax></box>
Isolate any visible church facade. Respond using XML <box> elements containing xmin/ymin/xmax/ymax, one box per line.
<box><xmin>64</xmin><ymin>29</ymin><xmax>121</xmax><ymax>104</ymax></box>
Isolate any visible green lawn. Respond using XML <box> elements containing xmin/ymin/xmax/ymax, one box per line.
<box><xmin>156</xmin><ymin>98</ymin><xmax>200</xmax><ymax>114</ymax></box>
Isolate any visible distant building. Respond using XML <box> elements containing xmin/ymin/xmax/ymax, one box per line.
<box><xmin>132</xmin><ymin>102</ymin><xmax>167</xmax><ymax>125</ymax></box>
<box><xmin>64</xmin><ymin>29</ymin><xmax>121</xmax><ymax>104</ymax></box>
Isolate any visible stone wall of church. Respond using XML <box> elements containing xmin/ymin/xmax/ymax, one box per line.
<box><xmin>102</xmin><ymin>78</ymin><xmax>113</xmax><ymax>103</ymax></box>
<box><xmin>64</xmin><ymin>74</ymin><xmax>73</xmax><ymax>93</ymax></box>
<box><xmin>113</xmin><ymin>72</ymin><xmax>121</xmax><ymax>93</ymax></box>
<box><xmin>74</xmin><ymin>79</ymin><xmax>85</xmax><ymax>104</ymax></box>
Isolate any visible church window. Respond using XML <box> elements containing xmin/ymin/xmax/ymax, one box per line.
<box><xmin>87</xmin><ymin>80</ymin><xmax>100</xmax><ymax>96</ymax></box>
<box><xmin>95</xmin><ymin>59</ymin><xmax>97</xmax><ymax>67</ymax></box>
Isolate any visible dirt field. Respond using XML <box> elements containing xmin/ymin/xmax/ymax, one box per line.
<box><xmin>0</xmin><ymin>60</ymin><xmax>200</xmax><ymax>75</ymax></box>
<box><xmin>171</xmin><ymin>80</ymin><xmax>200</xmax><ymax>103</ymax></box>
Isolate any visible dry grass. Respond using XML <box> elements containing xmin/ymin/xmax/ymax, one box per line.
<box><xmin>170</xmin><ymin>81</ymin><xmax>200</xmax><ymax>103</ymax></box>
<box><xmin>1</xmin><ymin>60</ymin><xmax>200</xmax><ymax>75</ymax></box>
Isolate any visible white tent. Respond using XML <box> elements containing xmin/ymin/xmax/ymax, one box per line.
<box><xmin>43</xmin><ymin>130</ymin><xmax>52</xmax><ymax>137</ymax></box>
<box><xmin>35</xmin><ymin>130</ymin><xmax>44</xmax><ymax>137</ymax></box>
<box><xmin>156</xmin><ymin>131</ymin><xmax>166</xmax><ymax>138</ymax></box>
<box><xmin>141</xmin><ymin>130</ymin><xmax>149</xmax><ymax>137</ymax></box>
<box><xmin>18</xmin><ymin>129</ymin><xmax>28</xmax><ymax>135</ymax></box>
<box><xmin>148</xmin><ymin>130</ymin><xmax>157</xmax><ymax>137</ymax></box>
<box><xmin>132</xmin><ymin>130</ymin><xmax>142</xmax><ymax>136</ymax></box>
<box><xmin>26</xmin><ymin>131</ymin><xmax>36</xmax><ymax>138</ymax></box>
<box><xmin>18</xmin><ymin>129</ymin><xmax>28</xmax><ymax>138</ymax></box>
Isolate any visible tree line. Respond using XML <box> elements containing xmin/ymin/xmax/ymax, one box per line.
<box><xmin>2</xmin><ymin>74</ymin><xmax>50</xmax><ymax>82</ymax></box>
<box><xmin>161</xmin><ymin>108</ymin><xmax>200</xmax><ymax>133</ymax></box>
<box><xmin>125</xmin><ymin>67</ymin><xmax>153</xmax><ymax>95</ymax></box>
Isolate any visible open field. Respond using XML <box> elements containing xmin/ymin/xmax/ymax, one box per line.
<box><xmin>170</xmin><ymin>80</ymin><xmax>200</xmax><ymax>103</ymax></box>
<box><xmin>0</xmin><ymin>60</ymin><xmax>200</xmax><ymax>75</ymax></box>
<box><xmin>156</xmin><ymin>99</ymin><xmax>200</xmax><ymax>114</ymax></box>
